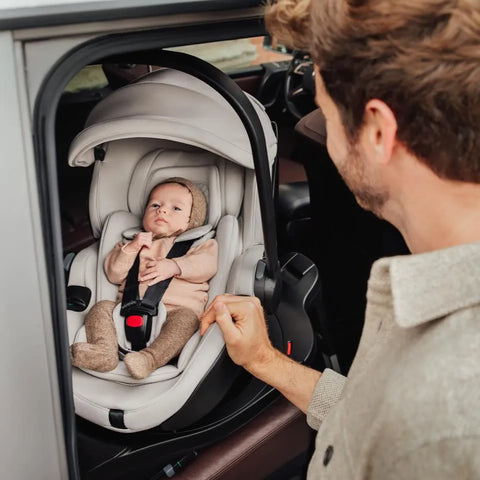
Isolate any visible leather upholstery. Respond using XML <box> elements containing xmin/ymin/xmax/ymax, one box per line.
<box><xmin>175</xmin><ymin>397</ymin><xmax>314</xmax><ymax>480</ymax></box>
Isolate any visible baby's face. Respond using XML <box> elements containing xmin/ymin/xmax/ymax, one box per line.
<box><xmin>143</xmin><ymin>183</ymin><xmax>192</xmax><ymax>237</ymax></box>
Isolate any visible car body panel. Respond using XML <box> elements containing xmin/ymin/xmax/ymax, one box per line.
<box><xmin>0</xmin><ymin>0</ymin><xmax>263</xmax><ymax>30</ymax></box>
<box><xmin>0</xmin><ymin>30</ymin><xmax>69</xmax><ymax>480</ymax></box>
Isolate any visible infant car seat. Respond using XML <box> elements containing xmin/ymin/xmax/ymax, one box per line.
<box><xmin>66</xmin><ymin>52</ymin><xmax>318</xmax><ymax>479</ymax></box>
<box><xmin>67</xmin><ymin>65</ymin><xmax>281</xmax><ymax>432</ymax></box>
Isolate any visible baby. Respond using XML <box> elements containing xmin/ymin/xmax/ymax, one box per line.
<box><xmin>70</xmin><ymin>177</ymin><xmax>218</xmax><ymax>379</ymax></box>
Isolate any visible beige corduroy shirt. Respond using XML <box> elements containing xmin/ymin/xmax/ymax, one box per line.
<box><xmin>306</xmin><ymin>242</ymin><xmax>480</xmax><ymax>479</ymax></box>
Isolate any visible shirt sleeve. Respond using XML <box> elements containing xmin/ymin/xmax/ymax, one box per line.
<box><xmin>104</xmin><ymin>241</ymin><xmax>138</xmax><ymax>284</ymax></box>
<box><xmin>306</xmin><ymin>368</ymin><xmax>347</xmax><ymax>430</ymax></box>
<box><xmin>173</xmin><ymin>238</ymin><xmax>218</xmax><ymax>283</ymax></box>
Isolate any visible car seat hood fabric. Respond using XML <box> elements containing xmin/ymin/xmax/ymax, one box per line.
<box><xmin>68</xmin><ymin>69</ymin><xmax>277</xmax><ymax>170</ymax></box>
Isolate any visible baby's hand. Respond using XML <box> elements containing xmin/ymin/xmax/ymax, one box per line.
<box><xmin>124</xmin><ymin>232</ymin><xmax>153</xmax><ymax>253</ymax></box>
<box><xmin>139</xmin><ymin>258</ymin><xmax>181</xmax><ymax>285</ymax></box>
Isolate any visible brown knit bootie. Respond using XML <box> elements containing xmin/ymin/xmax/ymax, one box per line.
<box><xmin>70</xmin><ymin>300</ymin><xmax>119</xmax><ymax>372</ymax></box>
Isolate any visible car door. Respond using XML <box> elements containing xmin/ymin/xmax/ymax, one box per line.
<box><xmin>0</xmin><ymin>2</ymin><xmax>311</xmax><ymax>479</ymax></box>
<box><xmin>0</xmin><ymin>30</ymin><xmax>71</xmax><ymax>480</ymax></box>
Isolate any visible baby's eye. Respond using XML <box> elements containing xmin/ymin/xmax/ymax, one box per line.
<box><xmin>151</xmin><ymin>203</ymin><xmax>160</xmax><ymax>209</ymax></box>
<box><xmin>173</xmin><ymin>206</ymin><xmax>182</xmax><ymax>212</ymax></box>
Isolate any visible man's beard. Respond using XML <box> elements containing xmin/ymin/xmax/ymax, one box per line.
<box><xmin>336</xmin><ymin>144</ymin><xmax>389</xmax><ymax>218</ymax></box>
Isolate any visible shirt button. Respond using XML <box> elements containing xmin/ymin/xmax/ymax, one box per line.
<box><xmin>323</xmin><ymin>445</ymin><xmax>334</xmax><ymax>466</ymax></box>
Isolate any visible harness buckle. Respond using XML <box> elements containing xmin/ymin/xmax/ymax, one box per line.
<box><xmin>126</xmin><ymin>314</ymin><xmax>144</xmax><ymax>328</ymax></box>
<box><xmin>123</xmin><ymin>309</ymin><xmax>153</xmax><ymax>351</ymax></box>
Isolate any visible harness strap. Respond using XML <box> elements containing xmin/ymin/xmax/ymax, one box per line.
<box><xmin>120</xmin><ymin>239</ymin><xmax>194</xmax><ymax>351</ymax></box>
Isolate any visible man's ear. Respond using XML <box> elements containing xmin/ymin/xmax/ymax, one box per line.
<box><xmin>360</xmin><ymin>99</ymin><xmax>398</xmax><ymax>165</ymax></box>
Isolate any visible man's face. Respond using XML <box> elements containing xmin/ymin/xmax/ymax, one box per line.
<box><xmin>143</xmin><ymin>182</ymin><xmax>192</xmax><ymax>237</ymax></box>
<box><xmin>314</xmin><ymin>68</ymin><xmax>388</xmax><ymax>217</ymax></box>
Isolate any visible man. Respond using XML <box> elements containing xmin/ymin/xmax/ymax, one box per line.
<box><xmin>201</xmin><ymin>0</ymin><xmax>480</xmax><ymax>478</ymax></box>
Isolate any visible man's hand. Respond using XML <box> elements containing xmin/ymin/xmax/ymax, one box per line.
<box><xmin>139</xmin><ymin>258</ymin><xmax>181</xmax><ymax>285</ymax></box>
<box><xmin>201</xmin><ymin>294</ymin><xmax>322</xmax><ymax>414</ymax></box>
<box><xmin>124</xmin><ymin>232</ymin><xmax>153</xmax><ymax>253</ymax></box>
<box><xmin>200</xmin><ymin>295</ymin><xmax>276</xmax><ymax>373</ymax></box>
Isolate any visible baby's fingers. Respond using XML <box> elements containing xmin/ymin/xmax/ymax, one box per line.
<box><xmin>139</xmin><ymin>271</ymin><xmax>158</xmax><ymax>282</ymax></box>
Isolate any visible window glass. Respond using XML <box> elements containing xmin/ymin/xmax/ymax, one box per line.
<box><xmin>168</xmin><ymin>36</ymin><xmax>292</xmax><ymax>73</ymax></box>
<box><xmin>62</xmin><ymin>36</ymin><xmax>293</xmax><ymax>94</ymax></box>
<box><xmin>64</xmin><ymin>64</ymin><xmax>108</xmax><ymax>93</ymax></box>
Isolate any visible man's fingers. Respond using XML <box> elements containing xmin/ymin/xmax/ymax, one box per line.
<box><xmin>200</xmin><ymin>296</ymin><xmax>263</xmax><ymax>336</ymax></box>
<box><xmin>200</xmin><ymin>298</ymin><xmax>233</xmax><ymax>335</ymax></box>
<box><xmin>201</xmin><ymin>295</ymin><xmax>236</xmax><ymax>327</ymax></box>
<box><xmin>201</xmin><ymin>302</ymin><xmax>239</xmax><ymax>343</ymax></box>
<box><xmin>213</xmin><ymin>302</ymin><xmax>237</xmax><ymax>334</ymax></box>
<box><xmin>200</xmin><ymin>300</ymin><xmax>222</xmax><ymax>335</ymax></box>
<box><xmin>200</xmin><ymin>310</ymin><xmax>215</xmax><ymax>335</ymax></box>
<box><xmin>203</xmin><ymin>294</ymin><xmax>243</xmax><ymax>317</ymax></box>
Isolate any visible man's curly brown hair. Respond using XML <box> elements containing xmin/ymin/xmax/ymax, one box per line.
<box><xmin>266</xmin><ymin>0</ymin><xmax>480</xmax><ymax>182</ymax></box>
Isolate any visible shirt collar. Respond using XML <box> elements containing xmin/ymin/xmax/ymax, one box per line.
<box><xmin>370</xmin><ymin>242</ymin><xmax>480</xmax><ymax>328</ymax></box>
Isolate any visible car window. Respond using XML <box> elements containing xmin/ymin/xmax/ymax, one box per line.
<box><xmin>168</xmin><ymin>36</ymin><xmax>292</xmax><ymax>74</ymax></box>
<box><xmin>64</xmin><ymin>64</ymin><xmax>108</xmax><ymax>93</ymax></box>
<box><xmin>63</xmin><ymin>36</ymin><xmax>292</xmax><ymax>94</ymax></box>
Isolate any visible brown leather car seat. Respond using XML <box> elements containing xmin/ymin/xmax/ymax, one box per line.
<box><xmin>176</xmin><ymin>397</ymin><xmax>314</xmax><ymax>480</ymax></box>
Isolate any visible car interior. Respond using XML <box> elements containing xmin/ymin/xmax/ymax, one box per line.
<box><xmin>52</xmin><ymin>31</ymin><xmax>409</xmax><ymax>480</ymax></box>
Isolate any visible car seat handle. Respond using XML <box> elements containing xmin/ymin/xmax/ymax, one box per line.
<box><xmin>106</xmin><ymin>50</ymin><xmax>282</xmax><ymax>312</ymax></box>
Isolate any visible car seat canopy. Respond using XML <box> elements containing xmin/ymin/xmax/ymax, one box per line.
<box><xmin>68</xmin><ymin>69</ymin><xmax>277</xmax><ymax>170</ymax></box>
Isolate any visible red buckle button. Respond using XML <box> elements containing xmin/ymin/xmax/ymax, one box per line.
<box><xmin>126</xmin><ymin>315</ymin><xmax>143</xmax><ymax>327</ymax></box>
